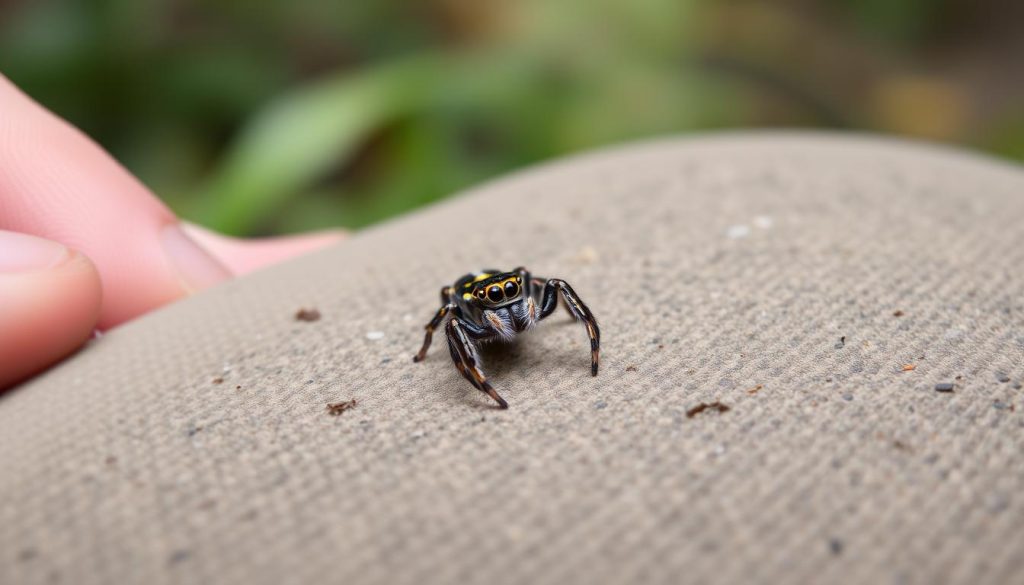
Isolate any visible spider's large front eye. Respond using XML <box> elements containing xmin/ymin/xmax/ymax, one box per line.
<box><xmin>504</xmin><ymin>281</ymin><xmax>519</xmax><ymax>298</ymax></box>
<box><xmin>487</xmin><ymin>285</ymin><xmax>504</xmax><ymax>303</ymax></box>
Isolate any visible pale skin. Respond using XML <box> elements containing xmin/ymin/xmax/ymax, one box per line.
<box><xmin>0</xmin><ymin>75</ymin><xmax>345</xmax><ymax>389</ymax></box>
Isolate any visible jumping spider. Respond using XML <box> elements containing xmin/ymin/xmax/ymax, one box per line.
<box><xmin>413</xmin><ymin>267</ymin><xmax>600</xmax><ymax>409</ymax></box>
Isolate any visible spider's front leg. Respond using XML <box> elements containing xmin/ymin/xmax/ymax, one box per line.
<box><xmin>412</xmin><ymin>286</ymin><xmax>454</xmax><ymax>362</ymax></box>
<box><xmin>445</xmin><ymin>317</ymin><xmax>508</xmax><ymax>409</ymax></box>
<box><xmin>538</xmin><ymin>278</ymin><xmax>601</xmax><ymax>376</ymax></box>
<box><xmin>514</xmin><ymin>266</ymin><xmax>573</xmax><ymax>321</ymax></box>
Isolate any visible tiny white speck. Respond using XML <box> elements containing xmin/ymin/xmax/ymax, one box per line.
<box><xmin>753</xmin><ymin>215</ymin><xmax>773</xmax><ymax>229</ymax></box>
<box><xmin>402</xmin><ymin>314</ymin><xmax>413</xmax><ymax>322</ymax></box>
<box><xmin>944</xmin><ymin>328</ymin><xmax>965</xmax><ymax>340</ymax></box>
<box><xmin>573</xmin><ymin>245</ymin><xmax>599</xmax><ymax>264</ymax></box>
<box><xmin>366</xmin><ymin>331</ymin><xmax>385</xmax><ymax>341</ymax></box>
<box><xmin>726</xmin><ymin>225</ymin><xmax>750</xmax><ymax>239</ymax></box>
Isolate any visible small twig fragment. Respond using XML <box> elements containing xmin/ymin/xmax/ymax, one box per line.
<box><xmin>295</xmin><ymin>308</ymin><xmax>321</xmax><ymax>322</ymax></box>
<box><xmin>686</xmin><ymin>401</ymin><xmax>731</xmax><ymax>418</ymax></box>
<box><xmin>327</xmin><ymin>399</ymin><xmax>358</xmax><ymax>416</ymax></box>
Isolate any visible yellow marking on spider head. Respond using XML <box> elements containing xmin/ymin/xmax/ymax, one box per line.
<box><xmin>463</xmin><ymin>292</ymin><xmax>474</xmax><ymax>300</ymax></box>
<box><xmin>464</xmin><ymin>273</ymin><xmax>493</xmax><ymax>289</ymax></box>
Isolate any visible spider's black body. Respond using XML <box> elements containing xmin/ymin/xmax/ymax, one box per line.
<box><xmin>413</xmin><ymin>267</ymin><xmax>600</xmax><ymax>409</ymax></box>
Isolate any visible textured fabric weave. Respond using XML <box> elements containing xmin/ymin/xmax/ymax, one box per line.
<box><xmin>2</xmin><ymin>134</ymin><xmax>1023</xmax><ymax>585</ymax></box>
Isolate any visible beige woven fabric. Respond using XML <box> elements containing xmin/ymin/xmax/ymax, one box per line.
<box><xmin>2</xmin><ymin>133</ymin><xmax>1023</xmax><ymax>585</ymax></box>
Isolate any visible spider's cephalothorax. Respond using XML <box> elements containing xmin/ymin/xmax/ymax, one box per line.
<box><xmin>412</xmin><ymin>267</ymin><xmax>600</xmax><ymax>409</ymax></box>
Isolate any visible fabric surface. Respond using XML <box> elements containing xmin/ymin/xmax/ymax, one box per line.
<box><xmin>2</xmin><ymin>133</ymin><xmax>1023</xmax><ymax>585</ymax></box>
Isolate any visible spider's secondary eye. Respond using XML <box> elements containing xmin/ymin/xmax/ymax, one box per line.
<box><xmin>487</xmin><ymin>285</ymin><xmax>504</xmax><ymax>303</ymax></box>
<box><xmin>504</xmin><ymin>281</ymin><xmax>519</xmax><ymax>297</ymax></box>
<box><xmin>476</xmin><ymin>289</ymin><xmax>486</xmax><ymax>299</ymax></box>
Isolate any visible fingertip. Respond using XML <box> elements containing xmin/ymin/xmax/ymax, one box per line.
<box><xmin>0</xmin><ymin>248</ymin><xmax>102</xmax><ymax>389</ymax></box>
<box><xmin>0</xmin><ymin>76</ymin><xmax>229</xmax><ymax>329</ymax></box>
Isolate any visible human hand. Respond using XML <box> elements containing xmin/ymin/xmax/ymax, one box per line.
<box><xmin>0</xmin><ymin>75</ymin><xmax>344</xmax><ymax>389</ymax></box>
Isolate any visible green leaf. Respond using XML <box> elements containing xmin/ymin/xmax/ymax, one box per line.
<box><xmin>194</xmin><ymin>55</ymin><xmax>443</xmax><ymax>234</ymax></box>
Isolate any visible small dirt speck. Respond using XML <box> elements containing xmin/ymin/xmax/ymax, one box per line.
<box><xmin>686</xmin><ymin>401</ymin><xmax>731</xmax><ymax>418</ymax></box>
<box><xmin>842</xmin><ymin>393</ymin><xmax>854</xmax><ymax>401</ymax></box>
<box><xmin>997</xmin><ymin>373</ymin><xmax>1011</xmax><ymax>383</ymax></box>
<box><xmin>892</xmin><ymin>440</ymin><xmax>911</xmax><ymax>452</ymax></box>
<box><xmin>902</xmin><ymin>364</ymin><xmax>916</xmax><ymax>372</ymax></box>
<box><xmin>168</xmin><ymin>550</ymin><xmax>191</xmax><ymax>565</ymax></box>
<box><xmin>105</xmin><ymin>455</ymin><xmax>117</xmax><ymax>466</ymax></box>
<box><xmin>235</xmin><ymin>385</ymin><xmax>242</xmax><ymax>390</ymax></box>
<box><xmin>212</xmin><ymin>376</ymin><xmax>223</xmax><ymax>384</ymax></box>
<box><xmin>746</xmin><ymin>384</ymin><xmax>763</xmax><ymax>395</ymax></box>
<box><xmin>829</xmin><ymin>538</ymin><xmax>844</xmax><ymax>555</ymax></box>
<box><xmin>327</xmin><ymin>399</ymin><xmax>358</xmax><ymax>416</ymax></box>
<box><xmin>594</xmin><ymin>400</ymin><xmax>608</xmax><ymax>410</ymax></box>
<box><xmin>835</xmin><ymin>336</ymin><xmax>846</xmax><ymax>349</ymax></box>
<box><xmin>625</xmin><ymin>365</ymin><xmax>638</xmax><ymax>372</ymax></box>
<box><xmin>892</xmin><ymin>310</ymin><xmax>904</xmax><ymax>317</ymax></box>
<box><xmin>935</xmin><ymin>382</ymin><xmax>955</xmax><ymax>393</ymax></box>
<box><xmin>295</xmin><ymin>308</ymin><xmax>321</xmax><ymax>322</ymax></box>
<box><xmin>17</xmin><ymin>548</ymin><xmax>37</xmax><ymax>562</ymax></box>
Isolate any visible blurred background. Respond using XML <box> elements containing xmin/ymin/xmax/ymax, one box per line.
<box><xmin>2</xmin><ymin>0</ymin><xmax>1022</xmax><ymax>236</ymax></box>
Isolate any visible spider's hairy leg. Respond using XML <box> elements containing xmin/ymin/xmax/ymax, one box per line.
<box><xmin>512</xmin><ymin>266</ymin><xmax>543</xmax><ymax>323</ymax></box>
<box><xmin>445</xmin><ymin>318</ymin><xmax>508</xmax><ymax>409</ymax></box>
<box><xmin>538</xmin><ymin>279</ymin><xmax>601</xmax><ymax>376</ymax></box>
<box><xmin>446</xmin><ymin>334</ymin><xmax>482</xmax><ymax>390</ymax></box>
<box><xmin>438</xmin><ymin>285</ymin><xmax>453</xmax><ymax>305</ymax></box>
<box><xmin>528</xmin><ymin>273</ymin><xmax>574</xmax><ymax>320</ymax></box>
<box><xmin>413</xmin><ymin>286</ymin><xmax>455</xmax><ymax>362</ymax></box>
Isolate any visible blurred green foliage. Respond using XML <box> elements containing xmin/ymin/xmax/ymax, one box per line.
<box><xmin>2</xmin><ymin>0</ymin><xmax>1021</xmax><ymax>234</ymax></box>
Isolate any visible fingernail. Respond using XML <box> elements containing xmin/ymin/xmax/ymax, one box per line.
<box><xmin>160</xmin><ymin>224</ymin><xmax>231</xmax><ymax>293</ymax></box>
<box><xmin>0</xmin><ymin>230</ymin><xmax>70</xmax><ymax>272</ymax></box>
